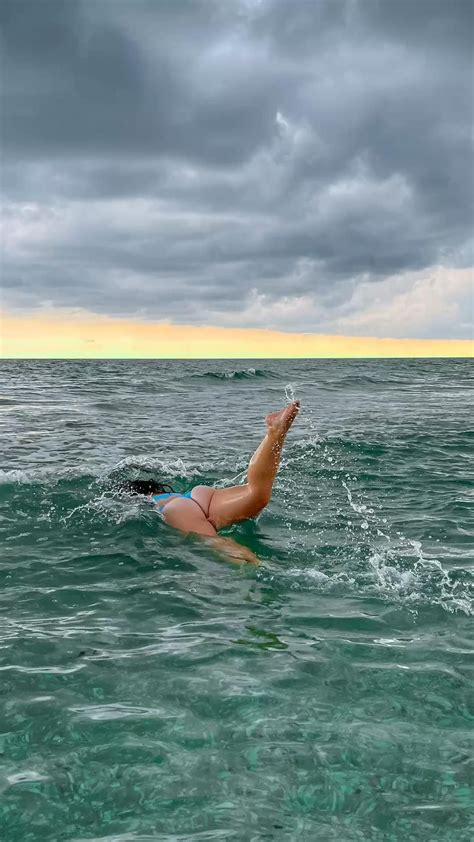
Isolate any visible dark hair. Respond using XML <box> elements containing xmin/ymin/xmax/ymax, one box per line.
<box><xmin>121</xmin><ymin>479</ymin><xmax>175</xmax><ymax>496</ymax></box>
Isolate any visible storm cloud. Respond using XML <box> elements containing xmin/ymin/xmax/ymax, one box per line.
<box><xmin>1</xmin><ymin>0</ymin><xmax>473</xmax><ymax>337</ymax></box>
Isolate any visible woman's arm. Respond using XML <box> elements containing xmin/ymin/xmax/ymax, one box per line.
<box><xmin>162</xmin><ymin>498</ymin><xmax>258</xmax><ymax>564</ymax></box>
<box><xmin>204</xmin><ymin>535</ymin><xmax>259</xmax><ymax>565</ymax></box>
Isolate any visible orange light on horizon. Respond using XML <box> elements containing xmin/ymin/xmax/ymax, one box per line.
<box><xmin>0</xmin><ymin>311</ymin><xmax>472</xmax><ymax>358</ymax></box>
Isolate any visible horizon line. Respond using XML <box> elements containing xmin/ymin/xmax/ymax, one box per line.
<box><xmin>1</xmin><ymin>356</ymin><xmax>473</xmax><ymax>363</ymax></box>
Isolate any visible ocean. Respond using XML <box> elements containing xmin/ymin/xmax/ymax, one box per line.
<box><xmin>1</xmin><ymin>358</ymin><xmax>473</xmax><ymax>841</ymax></box>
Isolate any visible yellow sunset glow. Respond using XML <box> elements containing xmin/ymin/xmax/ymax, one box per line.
<box><xmin>1</xmin><ymin>312</ymin><xmax>472</xmax><ymax>358</ymax></box>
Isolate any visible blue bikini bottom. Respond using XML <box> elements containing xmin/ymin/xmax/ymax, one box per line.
<box><xmin>152</xmin><ymin>490</ymin><xmax>193</xmax><ymax>507</ymax></box>
<box><xmin>152</xmin><ymin>489</ymin><xmax>210</xmax><ymax>521</ymax></box>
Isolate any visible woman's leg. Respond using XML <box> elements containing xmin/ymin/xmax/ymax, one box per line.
<box><xmin>207</xmin><ymin>400</ymin><xmax>300</xmax><ymax>530</ymax></box>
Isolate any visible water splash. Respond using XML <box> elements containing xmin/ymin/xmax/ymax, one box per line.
<box><xmin>284</xmin><ymin>383</ymin><xmax>296</xmax><ymax>402</ymax></box>
<box><xmin>280</xmin><ymin>437</ymin><xmax>473</xmax><ymax>616</ymax></box>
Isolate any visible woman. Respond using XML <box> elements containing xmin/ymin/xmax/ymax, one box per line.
<box><xmin>125</xmin><ymin>400</ymin><xmax>300</xmax><ymax>563</ymax></box>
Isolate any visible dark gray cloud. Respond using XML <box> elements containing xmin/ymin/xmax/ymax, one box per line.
<box><xmin>1</xmin><ymin>0</ymin><xmax>472</xmax><ymax>337</ymax></box>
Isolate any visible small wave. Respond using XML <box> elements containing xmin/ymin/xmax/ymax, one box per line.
<box><xmin>332</xmin><ymin>374</ymin><xmax>407</xmax><ymax>388</ymax></box>
<box><xmin>0</xmin><ymin>454</ymin><xmax>249</xmax><ymax>510</ymax></box>
<box><xmin>191</xmin><ymin>367</ymin><xmax>273</xmax><ymax>381</ymax></box>
<box><xmin>0</xmin><ymin>466</ymin><xmax>96</xmax><ymax>487</ymax></box>
<box><xmin>0</xmin><ymin>457</ymin><xmax>217</xmax><ymax>489</ymax></box>
<box><xmin>107</xmin><ymin>454</ymin><xmax>245</xmax><ymax>485</ymax></box>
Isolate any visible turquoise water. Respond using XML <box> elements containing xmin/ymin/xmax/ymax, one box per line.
<box><xmin>1</xmin><ymin>359</ymin><xmax>473</xmax><ymax>841</ymax></box>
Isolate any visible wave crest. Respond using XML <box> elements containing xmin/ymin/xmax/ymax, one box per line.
<box><xmin>191</xmin><ymin>367</ymin><xmax>273</xmax><ymax>381</ymax></box>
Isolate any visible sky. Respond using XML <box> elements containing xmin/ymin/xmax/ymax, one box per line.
<box><xmin>1</xmin><ymin>0</ymin><xmax>473</xmax><ymax>355</ymax></box>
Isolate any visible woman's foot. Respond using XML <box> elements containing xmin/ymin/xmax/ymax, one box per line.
<box><xmin>265</xmin><ymin>400</ymin><xmax>300</xmax><ymax>438</ymax></box>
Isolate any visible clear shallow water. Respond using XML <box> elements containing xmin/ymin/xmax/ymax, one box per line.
<box><xmin>0</xmin><ymin>358</ymin><xmax>473</xmax><ymax>841</ymax></box>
